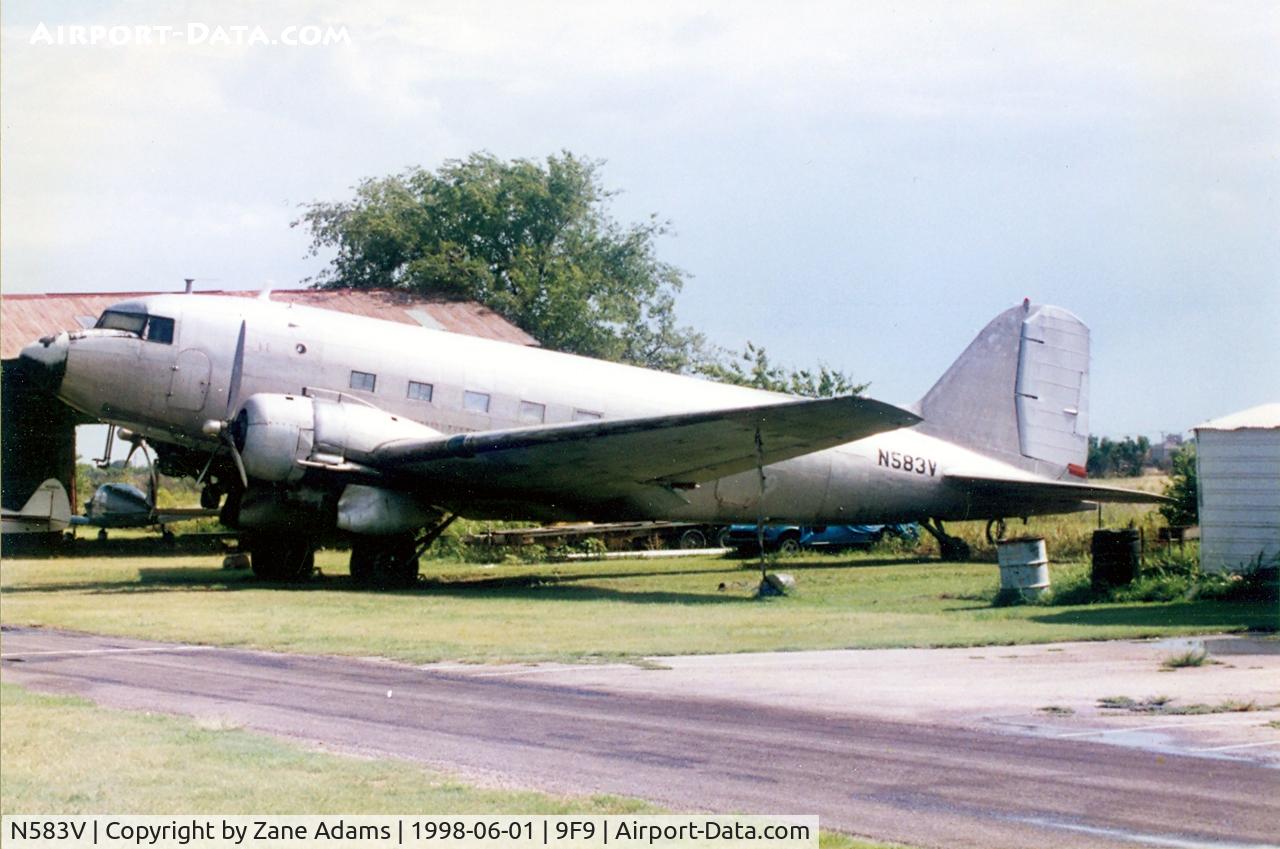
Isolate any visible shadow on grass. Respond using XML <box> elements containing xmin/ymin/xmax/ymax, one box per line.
<box><xmin>1028</xmin><ymin>601</ymin><xmax>1277</xmax><ymax>632</ymax></box>
<box><xmin>4</xmin><ymin>536</ymin><xmax>235</xmax><ymax>559</ymax></box>
<box><xmin>745</xmin><ymin>555</ymin><xmax>941</xmax><ymax>571</ymax></box>
<box><xmin>4</xmin><ymin>565</ymin><xmax>749</xmax><ymax>605</ymax></box>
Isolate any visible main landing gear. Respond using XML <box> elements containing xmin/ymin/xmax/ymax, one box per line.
<box><xmin>349</xmin><ymin>533</ymin><xmax>419</xmax><ymax>588</ymax></box>
<box><xmin>246</xmin><ymin>534</ymin><xmax>315</xmax><ymax>581</ymax></box>
<box><xmin>920</xmin><ymin>518</ymin><xmax>971</xmax><ymax>561</ymax></box>
<box><xmin>348</xmin><ymin>514</ymin><xmax>457</xmax><ymax>589</ymax></box>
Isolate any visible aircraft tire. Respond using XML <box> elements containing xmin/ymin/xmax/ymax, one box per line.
<box><xmin>939</xmin><ymin>537</ymin><xmax>971</xmax><ymax>561</ymax></box>
<box><xmin>677</xmin><ymin>528</ymin><xmax>707</xmax><ymax>549</ymax></box>
<box><xmin>248</xmin><ymin>536</ymin><xmax>315</xmax><ymax>582</ymax></box>
<box><xmin>349</xmin><ymin>535</ymin><xmax>419</xmax><ymax>588</ymax></box>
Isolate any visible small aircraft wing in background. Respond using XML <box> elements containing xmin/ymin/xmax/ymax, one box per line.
<box><xmin>71</xmin><ymin>482</ymin><xmax>219</xmax><ymax>530</ymax></box>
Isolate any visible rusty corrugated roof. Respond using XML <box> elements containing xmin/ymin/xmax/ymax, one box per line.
<box><xmin>0</xmin><ymin>288</ymin><xmax>539</xmax><ymax>359</ymax></box>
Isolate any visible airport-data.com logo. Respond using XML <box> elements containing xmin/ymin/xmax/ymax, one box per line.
<box><xmin>29</xmin><ymin>22</ymin><xmax>351</xmax><ymax>48</ymax></box>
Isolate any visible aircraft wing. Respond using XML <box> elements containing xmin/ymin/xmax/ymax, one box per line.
<box><xmin>947</xmin><ymin>474</ymin><xmax>1172</xmax><ymax>505</ymax></box>
<box><xmin>368</xmin><ymin>395</ymin><xmax>919</xmax><ymax>510</ymax></box>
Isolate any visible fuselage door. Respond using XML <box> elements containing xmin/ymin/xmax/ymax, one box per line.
<box><xmin>169</xmin><ymin>349</ymin><xmax>212</xmax><ymax>412</ymax></box>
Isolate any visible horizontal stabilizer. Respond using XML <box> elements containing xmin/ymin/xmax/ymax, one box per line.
<box><xmin>948</xmin><ymin>474</ymin><xmax>1172</xmax><ymax>505</ymax></box>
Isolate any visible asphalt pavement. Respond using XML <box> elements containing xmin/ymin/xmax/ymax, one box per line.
<box><xmin>2</xmin><ymin>626</ymin><xmax>1277</xmax><ymax>849</ymax></box>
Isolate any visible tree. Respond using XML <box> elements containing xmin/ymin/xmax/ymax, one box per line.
<box><xmin>295</xmin><ymin>152</ymin><xmax>704</xmax><ymax>370</ymax></box>
<box><xmin>1159</xmin><ymin>443</ymin><xmax>1199</xmax><ymax>527</ymax></box>
<box><xmin>1087</xmin><ymin>435</ymin><xmax>1151</xmax><ymax>477</ymax></box>
<box><xmin>696</xmin><ymin>342</ymin><xmax>868</xmax><ymax>398</ymax></box>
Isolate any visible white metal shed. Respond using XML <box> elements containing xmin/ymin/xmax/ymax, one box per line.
<box><xmin>1194</xmin><ymin>403</ymin><xmax>1280</xmax><ymax>573</ymax></box>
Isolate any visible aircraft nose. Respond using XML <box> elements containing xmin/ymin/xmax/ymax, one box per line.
<box><xmin>18</xmin><ymin>331</ymin><xmax>69</xmax><ymax>392</ymax></box>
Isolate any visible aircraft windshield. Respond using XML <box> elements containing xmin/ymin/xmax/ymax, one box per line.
<box><xmin>94</xmin><ymin>310</ymin><xmax>174</xmax><ymax>344</ymax></box>
<box><xmin>95</xmin><ymin>310</ymin><xmax>147</xmax><ymax>334</ymax></box>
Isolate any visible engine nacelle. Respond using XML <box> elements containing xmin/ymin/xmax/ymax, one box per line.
<box><xmin>337</xmin><ymin>484</ymin><xmax>438</xmax><ymax>536</ymax></box>
<box><xmin>235</xmin><ymin>393</ymin><xmax>442</xmax><ymax>483</ymax></box>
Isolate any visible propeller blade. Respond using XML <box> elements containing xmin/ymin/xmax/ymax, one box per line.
<box><xmin>221</xmin><ymin>431</ymin><xmax>249</xmax><ymax>488</ymax></box>
<box><xmin>139</xmin><ymin>440</ymin><xmax>158</xmax><ymax>511</ymax></box>
<box><xmin>225</xmin><ymin>320</ymin><xmax>246</xmax><ymax>420</ymax></box>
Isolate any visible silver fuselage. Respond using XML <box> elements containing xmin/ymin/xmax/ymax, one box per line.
<box><xmin>42</xmin><ymin>294</ymin><xmax>1058</xmax><ymax>524</ymax></box>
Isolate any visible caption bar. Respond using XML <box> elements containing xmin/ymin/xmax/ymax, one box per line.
<box><xmin>3</xmin><ymin>816</ymin><xmax>818</xmax><ymax>849</ymax></box>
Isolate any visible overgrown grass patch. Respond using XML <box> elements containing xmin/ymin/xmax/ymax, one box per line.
<box><xmin>1096</xmin><ymin>694</ymin><xmax>1275</xmax><ymax>715</ymax></box>
<box><xmin>1</xmin><ymin>543</ymin><xmax>1272</xmax><ymax>664</ymax></box>
<box><xmin>1162</xmin><ymin>648</ymin><xmax>1211</xmax><ymax>669</ymax></box>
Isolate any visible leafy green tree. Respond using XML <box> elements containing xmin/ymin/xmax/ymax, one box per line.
<box><xmin>1159</xmin><ymin>443</ymin><xmax>1199</xmax><ymax>526</ymax></box>
<box><xmin>1087</xmin><ymin>435</ymin><xmax>1151</xmax><ymax>477</ymax></box>
<box><xmin>295</xmin><ymin>152</ymin><xmax>703</xmax><ymax>370</ymax></box>
<box><xmin>696</xmin><ymin>342</ymin><xmax>868</xmax><ymax>398</ymax></box>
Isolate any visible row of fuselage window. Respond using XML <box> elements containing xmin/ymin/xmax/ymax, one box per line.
<box><xmin>348</xmin><ymin>369</ymin><xmax>602</xmax><ymax>425</ymax></box>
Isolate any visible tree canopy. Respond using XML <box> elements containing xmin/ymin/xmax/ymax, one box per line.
<box><xmin>697</xmin><ymin>342</ymin><xmax>868</xmax><ymax>397</ymax></box>
<box><xmin>1159</xmin><ymin>444</ymin><xmax>1199</xmax><ymax>527</ymax></box>
<box><xmin>296</xmin><ymin>151</ymin><xmax>863</xmax><ymax>396</ymax></box>
<box><xmin>295</xmin><ymin>151</ymin><xmax>702</xmax><ymax>371</ymax></box>
<box><xmin>1086</xmin><ymin>435</ymin><xmax>1151</xmax><ymax>477</ymax></box>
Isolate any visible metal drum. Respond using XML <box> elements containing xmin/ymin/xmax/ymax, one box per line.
<box><xmin>996</xmin><ymin>537</ymin><xmax>1050</xmax><ymax>602</ymax></box>
<box><xmin>1091</xmin><ymin>529</ymin><xmax>1141</xmax><ymax>589</ymax></box>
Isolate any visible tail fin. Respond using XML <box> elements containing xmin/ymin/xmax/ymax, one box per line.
<box><xmin>19</xmin><ymin>479</ymin><xmax>73</xmax><ymax>528</ymax></box>
<box><xmin>914</xmin><ymin>301</ymin><xmax>1090</xmax><ymax>480</ymax></box>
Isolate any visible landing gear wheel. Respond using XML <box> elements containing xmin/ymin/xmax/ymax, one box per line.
<box><xmin>677</xmin><ymin>528</ymin><xmax>707</xmax><ymax>550</ymax></box>
<box><xmin>350</xmin><ymin>534</ymin><xmax>419</xmax><ymax>588</ymax></box>
<box><xmin>920</xmin><ymin>519</ymin><xmax>972</xmax><ymax>562</ymax></box>
<box><xmin>985</xmin><ymin>518</ymin><xmax>1007</xmax><ymax>545</ymax></box>
<box><xmin>248</xmin><ymin>536</ymin><xmax>315</xmax><ymax>581</ymax></box>
<box><xmin>939</xmin><ymin>536</ymin><xmax>971</xmax><ymax>561</ymax></box>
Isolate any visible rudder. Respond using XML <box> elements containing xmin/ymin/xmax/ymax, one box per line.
<box><xmin>914</xmin><ymin>301</ymin><xmax>1090</xmax><ymax>480</ymax></box>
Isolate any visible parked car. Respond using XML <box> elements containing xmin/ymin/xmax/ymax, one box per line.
<box><xmin>724</xmin><ymin>522</ymin><xmax>919</xmax><ymax>555</ymax></box>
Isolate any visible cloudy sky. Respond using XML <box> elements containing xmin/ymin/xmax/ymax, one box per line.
<box><xmin>3</xmin><ymin>0</ymin><xmax>1277</xmax><ymax>437</ymax></box>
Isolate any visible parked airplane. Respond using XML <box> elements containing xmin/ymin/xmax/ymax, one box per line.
<box><xmin>1</xmin><ymin>478</ymin><xmax>72</xmax><ymax>536</ymax></box>
<box><xmin>71</xmin><ymin>482</ymin><xmax>219</xmax><ymax>540</ymax></box>
<box><xmin>19</xmin><ymin>294</ymin><xmax>1161</xmax><ymax>583</ymax></box>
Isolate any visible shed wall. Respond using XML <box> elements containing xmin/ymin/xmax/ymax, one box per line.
<box><xmin>1196</xmin><ymin>428</ymin><xmax>1280</xmax><ymax>573</ymax></box>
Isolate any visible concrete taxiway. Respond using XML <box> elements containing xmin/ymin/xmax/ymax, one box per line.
<box><xmin>2</xmin><ymin>626</ymin><xmax>1277</xmax><ymax>849</ymax></box>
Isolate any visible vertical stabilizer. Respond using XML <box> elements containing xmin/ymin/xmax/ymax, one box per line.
<box><xmin>915</xmin><ymin>302</ymin><xmax>1090</xmax><ymax>479</ymax></box>
<box><xmin>3</xmin><ymin>478</ymin><xmax>72</xmax><ymax>534</ymax></box>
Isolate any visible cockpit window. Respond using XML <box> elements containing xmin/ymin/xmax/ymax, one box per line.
<box><xmin>93</xmin><ymin>311</ymin><xmax>174</xmax><ymax>344</ymax></box>
<box><xmin>95</xmin><ymin>310</ymin><xmax>147</xmax><ymax>334</ymax></box>
<box><xmin>145</xmin><ymin>316</ymin><xmax>174</xmax><ymax>344</ymax></box>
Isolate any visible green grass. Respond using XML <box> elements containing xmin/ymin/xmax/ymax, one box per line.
<box><xmin>0</xmin><ymin>683</ymin><xmax>655</xmax><ymax>815</ymax></box>
<box><xmin>1</xmin><ymin>544</ymin><xmax>1272</xmax><ymax>664</ymax></box>
<box><xmin>0</xmin><ymin>684</ymin><xmax>896</xmax><ymax>849</ymax></box>
<box><xmin>1095</xmin><ymin>694</ymin><xmax>1275</xmax><ymax>716</ymax></box>
<box><xmin>1162</xmin><ymin>648</ymin><xmax>1211</xmax><ymax>669</ymax></box>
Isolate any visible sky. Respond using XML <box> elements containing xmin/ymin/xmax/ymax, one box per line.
<box><xmin>3</xmin><ymin>0</ymin><xmax>1277</xmax><ymax>439</ymax></box>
